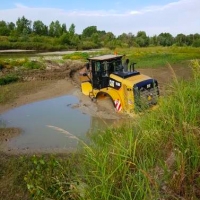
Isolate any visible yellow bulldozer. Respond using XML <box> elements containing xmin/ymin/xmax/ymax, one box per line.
<box><xmin>80</xmin><ymin>54</ymin><xmax>159</xmax><ymax>113</ymax></box>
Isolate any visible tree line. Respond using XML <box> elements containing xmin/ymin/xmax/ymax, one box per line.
<box><xmin>0</xmin><ymin>16</ymin><xmax>200</xmax><ymax>51</ymax></box>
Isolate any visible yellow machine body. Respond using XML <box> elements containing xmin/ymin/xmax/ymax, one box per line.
<box><xmin>80</xmin><ymin>54</ymin><xmax>159</xmax><ymax>113</ymax></box>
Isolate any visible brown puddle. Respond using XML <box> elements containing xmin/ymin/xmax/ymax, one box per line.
<box><xmin>0</xmin><ymin>95</ymin><xmax>120</xmax><ymax>153</ymax></box>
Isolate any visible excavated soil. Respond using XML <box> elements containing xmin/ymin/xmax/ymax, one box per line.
<box><xmin>0</xmin><ymin>61</ymin><xmax>193</xmax><ymax>150</ymax></box>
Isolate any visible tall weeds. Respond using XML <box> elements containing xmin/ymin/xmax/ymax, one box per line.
<box><xmin>82</xmin><ymin>60</ymin><xmax>200</xmax><ymax>199</ymax></box>
<box><xmin>22</xmin><ymin>60</ymin><xmax>200</xmax><ymax>199</ymax></box>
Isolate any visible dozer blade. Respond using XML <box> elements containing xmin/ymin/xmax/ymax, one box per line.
<box><xmin>81</xmin><ymin>82</ymin><xmax>93</xmax><ymax>96</ymax></box>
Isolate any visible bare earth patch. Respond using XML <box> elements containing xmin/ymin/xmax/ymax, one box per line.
<box><xmin>0</xmin><ymin>64</ymin><xmax>192</xmax><ymax>151</ymax></box>
<box><xmin>0</xmin><ymin>79</ymin><xmax>74</xmax><ymax>114</ymax></box>
<box><xmin>139</xmin><ymin>65</ymin><xmax>192</xmax><ymax>95</ymax></box>
<box><xmin>0</xmin><ymin>128</ymin><xmax>21</xmax><ymax>151</ymax></box>
<box><xmin>0</xmin><ymin>128</ymin><xmax>21</xmax><ymax>141</ymax></box>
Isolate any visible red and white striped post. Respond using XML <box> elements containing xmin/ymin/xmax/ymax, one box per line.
<box><xmin>114</xmin><ymin>99</ymin><xmax>122</xmax><ymax>112</ymax></box>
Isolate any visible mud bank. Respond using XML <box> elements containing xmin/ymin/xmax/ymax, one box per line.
<box><xmin>0</xmin><ymin>63</ymin><xmax>192</xmax><ymax>153</ymax></box>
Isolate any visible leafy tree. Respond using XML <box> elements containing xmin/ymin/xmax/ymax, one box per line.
<box><xmin>91</xmin><ymin>33</ymin><xmax>100</xmax><ymax>45</ymax></box>
<box><xmin>135</xmin><ymin>37</ymin><xmax>146</xmax><ymax>47</ymax></box>
<box><xmin>118</xmin><ymin>33</ymin><xmax>129</xmax><ymax>43</ymax></box>
<box><xmin>104</xmin><ymin>32</ymin><xmax>115</xmax><ymax>42</ymax></box>
<box><xmin>186</xmin><ymin>34</ymin><xmax>194</xmax><ymax>46</ymax></box>
<box><xmin>0</xmin><ymin>20</ymin><xmax>7</xmax><ymax>27</ymax></box>
<box><xmin>16</xmin><ymin>16</ymin><xmax>32</xmax><ymax>35</ymax></box>
<box><xmin>97</xmin><ymin>30</ymin><xmax>106</xmax><ymax>37</ymax></box>
<box><xmin>48</xmin><ymin>21</ymin><xmax>55</xmax><ymax>37</ymax></box>
<box><xmin>33</xmin><ymin>20</ymin><xmax>48</xmax><ymax>35</ymax></box>
<box><xmin>127</xmin><ymin>32</ymin><xmax>135</xmax><ymax>47</ymax></box>
<box><xmin>149</xmin><ymin>35</ymin><xmax>158</xmax><ymax>46</ymax></box>
<box><xmin>192</xmin><ymin>39</ymin><xmax>200</xmax><ymax>47</ymax></box>
<box><xmin>118</xmin><ymin>32</ymin><xmax>136</xmax><ymax>47</ymax></box>
<box><xmin>135</xmin><ymin>31</ymin><xmax>149</xmax><ymax>47</ymax></box>
<box><xmin>175</xmin><ymin>33</ymin><xmax>187</xmax><ymax>46</ymax></box>
<box><xmin>61</xmin><ymin>23</ymin><xmax>67</xmax><ymax>34</ymax></box>
<box><xmin>0</xmin><ymin>20</ymin><xmax>10</xmax><ymax>36</ymax></box>
<box><xmin>194</xmin><ymin>33</ymin><xmax>200</xmax><ymax>40</ymax></box>
<box><xmin>49</xmin><ymin>20</ymin><xmax>62</xmax><ymax>37</ymax></box>
<box><xmin>191</xmin><ymin>34</ymin><xmax>200</xmax><ymax>47</ymax></box>
<box><xmin>82</xmin><ymin>26</ymin><xmax>97</xmax><ymax>38</ymax></box>
<box><xmin>158</xmin><ymin>33</ymin><xmax>174</xmax><ymax>46</ymax></box>
<box><xmin>1</xmin><ymin>16</ymin><xmax>200</xmax><ymax>50</ymax></box>
<box><xmin>59</xmin><ymin>32</ymin><xmax>70</xmax><ymax>45</ymax></box>
<box><xmin>103</xmin><ymin>32</ymin><xmax>116</xmax><ymax>49</ymax></box>
<box><xmin>70</xmin><ymin>34</ymin><xmax>81</xmax><ymax>47</ymax></box>
<box><xmin>105</xmin><ymin>40</ymin><xmax>118</xmax><ymax>50</ymax></box>
<box><xmin>136</xmin><ymin>31</ymin><xmax>147</xmax><ymax>38</ymax></box>
<box><xmin>8</xmin><ymin>22</ymin><xmax>15</xmax><ymax>31</ymax></box>
<box><xmin>69</xmin><ymin>23</ymin><xmax>75</xmax><ymax>36</ymax></box>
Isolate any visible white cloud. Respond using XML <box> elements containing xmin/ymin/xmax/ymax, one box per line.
<box><xmin>130</xmin><ymin>11</ymin><xmax>142</xmax><ymax>15</ymax></box>
<box><xmin>130</xmin><ymin>0</ymin><xmax>198</xmax><ymax>15</ymax></box>
<box><xmin>0</xmin><ymin>0</ymin><xmax>199</xmax><ymax>36</ymax></box>
<box><xmin>14</xmin><ymin>3</ymin><xmax>29</xmax><ymax>9</ymax></box>
<box><xmin>66</xmin><ymin>9</ymin><xmax>121</xmax><ymax>17</ymax></box>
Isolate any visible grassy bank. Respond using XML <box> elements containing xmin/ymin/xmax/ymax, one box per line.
<box><xmin>1</xmin><ymin>60</ymin><xmax>198</xmax><ymax>200</ymax></box>
<box><xmin>82</xmin><ymin>60</ymin><xmax>200</xmax><ymax>199</ymax></box>
<box><xmin>0</xmin><ymin>50</ymin><xmax>200</xmax><ymax>199</ymax></box>
<box><xmin>58</xmin><ymin>46</ymin><xmax>200</xmax><ymax>68</ymax></box>
<box><xmin>0</xmin><ymin>153</ymin><xmax>81</xmax><ymax>200</ymax></box>
<box><xmin>1</xmin><ymin>47</ymin><xmax>200</xmax><ymax>70</ymax></box>
<box><xmin>61</xmin><ymin>46</ymin><xmax>200</xmax><ymax>68</ymax></box>
<box><xmin>115</xmin><ymin>46</ymin><xmax>200</xmax><ymax>68</ymax></box>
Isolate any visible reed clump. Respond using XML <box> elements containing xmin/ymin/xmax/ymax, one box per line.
<box><xmin>82</xmin><ymin>60</ymin><xmax>200</xmax><ymax>200</ymax></box>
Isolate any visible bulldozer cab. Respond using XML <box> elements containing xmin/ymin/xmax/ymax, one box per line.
<box><xmin>88</xmin><ymin>55</ymin><xmax>123</xmax><ymax>89</ymax></box>
<box><xmin>81</xmin><ymin>54</ymin><xmax>159</xmax><ymax>113</ymax></box>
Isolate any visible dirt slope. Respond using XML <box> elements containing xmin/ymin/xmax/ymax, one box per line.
<box><xmin>0</xmin><ymin>62</ymin><xmax>192</xmax><ymax>115</ymax></box>
<box><xmin>0</xmin><ymin>61</ymin><xmax>193</xmax><ymax>152</ymax></box>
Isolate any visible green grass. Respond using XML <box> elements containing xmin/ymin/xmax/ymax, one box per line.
<box><xmin>0</xmin><ymin>74</ymin><xmax>19</xmax><ymax>85</ymax></box>
<box><xmin>1</xmin><ymin>46</ymin><xmax>200</xmax><ymax>69</ymax></box>
<box><xmin>61</xmin><ymin>46</ymin><xmax>200</xmax><ymax>68</ymax></box>
<box><xmin>0</xmin><ymin>154</ymin><xmax>30</xmax><ymax>200</ymax></box>
<box><xmin>81</xmin><ymin>60</ymin><xmax>200</xmax><ymax>199</ymax></box>
<box><xmin>62</xmin><ymin>50</ymin><xmax>110</xmax><ymax>61</ymax></box>
<box><xmin>62</xmin><ymin>52</ymin><xmax>90</xmax><ymax>61</ymax></box>
<box><xmin>113</xmin><ymin>46</ymin><xmax>200</xmax><ymax>68</ymax></box>
<box><xmin>1</xmin><ymin>48</ymin><xmax>200</xmax><ymax>199</ymax></box>
<box><xmin>24</xmin><ymin>154</ymin><xmax>80</xmax><ymax>200</ymax></box>
<box><xmin>0</xmin><ymin>154</ymin><xmax>80</xmax><ymax>200</ymax></box>
<box><xmin>22</xmin><ymin>60</ymin><xmax>44</xmax><ymax>69</ymax></box>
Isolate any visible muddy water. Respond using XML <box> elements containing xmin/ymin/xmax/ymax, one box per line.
<box><xmin>0</xmin><ymin>95</ymin><xmax>118</xmax><ymax>153</ymax></box>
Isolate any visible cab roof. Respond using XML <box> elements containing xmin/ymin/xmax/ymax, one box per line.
<box><xmin>88</xmin><ymin>54</ymin><xmax>123</xmax><ymax>61</ymax></box>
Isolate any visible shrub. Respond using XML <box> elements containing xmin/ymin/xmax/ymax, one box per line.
<box><xmin>24</xmin><ymin>155</ymin><xmax>80</xmax><ymax>200</ymax></box>
<box><xmin>63</xmin><ymin>52</ymin><xmax>89</xmax><ymax>61</ymax></box>
<box><xmin>192</xmin><ymin>39</ymin><xmax>200</xmax><ymax>47</ymax></box>
<box><xmin>81</xmin><ymin>41</ymin><xmax>99</xmax><ymax>50</ymax></box>
<box><xmin>0</xmin><ymin>74</ymin><xmax>19</xmax><ymax>85</ymax></box>
<box><xmin>23</xmin><ymin>61</ymin><xmax>44</xmax><ymax>69</ymax></box>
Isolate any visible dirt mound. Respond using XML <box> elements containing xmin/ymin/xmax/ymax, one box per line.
<box><xmin>15</xmin><ymin>60</ymin><xmax>86</xmax><ymax>82</ymax></box>
<box><xmin>0</xmin><ymin>62</ymin><xmax>194</xmax><ymax>154</ymax></box>
<box><xmin>0</xmin><ymin>59</ymin><xmax>86</xmax><ymax>84</ymax></box>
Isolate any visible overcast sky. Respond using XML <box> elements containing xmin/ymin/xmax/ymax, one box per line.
<box><xmin>0</xmin><ymin>0</ymin><xmax>199</xmax><ymax>36</ymax></box>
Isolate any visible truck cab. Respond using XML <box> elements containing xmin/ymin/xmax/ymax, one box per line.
<box><xmin>80</xmin><ymin>54</ymin><xmax>159</xmax><ymax>113</ymax></box>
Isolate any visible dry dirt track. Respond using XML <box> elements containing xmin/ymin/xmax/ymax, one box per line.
<box><xmin>139</xmin><ymin>64</ymin><xmax>192</xmax><ymax>94</ymax></box>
